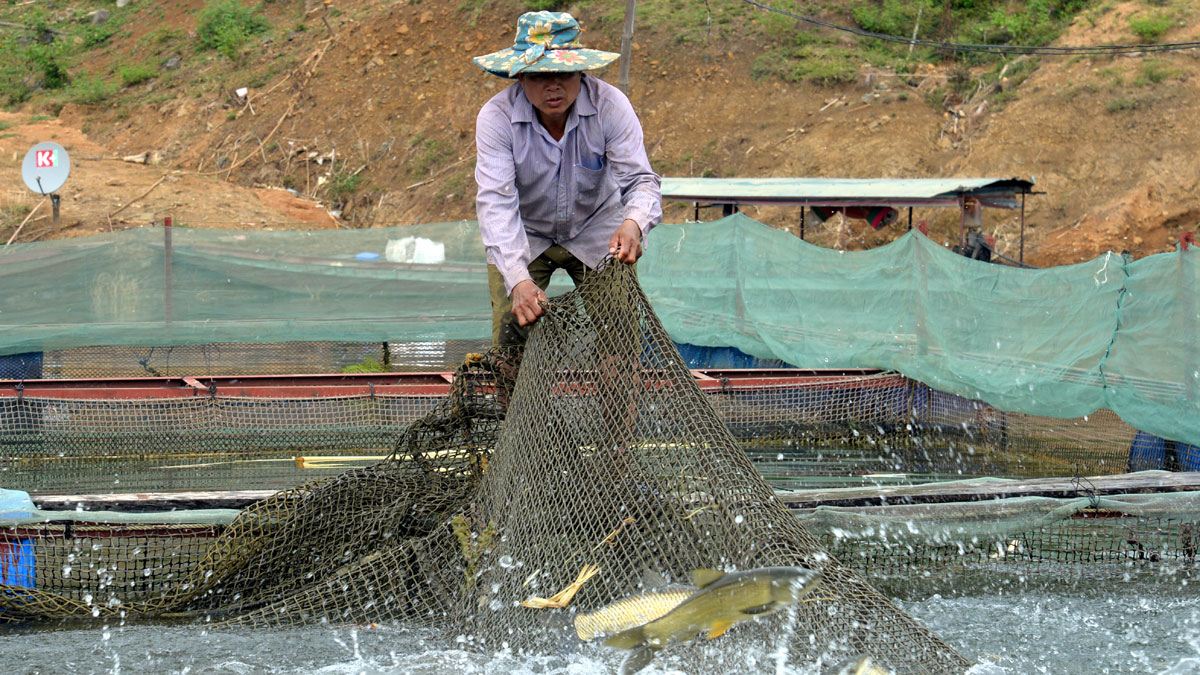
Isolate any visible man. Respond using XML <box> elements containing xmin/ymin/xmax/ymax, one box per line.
<box><xmin>473</xmin><ymin>11</ymin><xmax>662</xmax><ymax>346</ymax></box>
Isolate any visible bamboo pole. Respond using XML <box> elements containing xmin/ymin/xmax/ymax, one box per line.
<box><xmin>618</xmin><ymin>0</ymin><xmax>636</xmax><ymax>95</ymax></box>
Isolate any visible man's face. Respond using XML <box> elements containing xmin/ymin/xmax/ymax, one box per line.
<box><xmin>518</xmin><ymin>72</ymin><xmax>582</xmax><ymax>119</ymax></box>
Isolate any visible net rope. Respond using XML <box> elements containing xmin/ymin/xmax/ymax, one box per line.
<box><xmin>1</xmin><ymin>263</ymin><xmax>968</xmax><ymax>672</ymax></box>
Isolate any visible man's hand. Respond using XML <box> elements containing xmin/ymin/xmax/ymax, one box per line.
<box><xmin>511</xmin><ymin>279</ymin><xmax>547</xmax><ymax>327</ymax></box>
<box><xmin>608</xmin><ymin>219</ymin><xmax>643</xmax><ymax>264</ymax></box>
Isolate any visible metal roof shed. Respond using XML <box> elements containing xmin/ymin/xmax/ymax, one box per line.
<box><xmin>661</xmin><ymin>177</ymin><xmax>1037</xmax><ymax>261</ymax></box>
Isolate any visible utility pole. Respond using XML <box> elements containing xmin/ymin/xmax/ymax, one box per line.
<box><xmin>619</xmin><ymin>0</ymin><xmax>636</xmax><ymax>95</ymax></box>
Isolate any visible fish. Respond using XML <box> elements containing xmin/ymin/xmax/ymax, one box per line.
<box><xmin>834</xmin><ymin>654</ymin><xmax>891</xmax><ymax>675</ymax></box>
<box><xmin>603</xmin><ymin>566</ymin><xmax>823</xmax><ymax>675</ymax></box>
<box><xmin>573</xmin><ymin>584</ymin><xmax>697</xmax><ymax>641</ymax></box>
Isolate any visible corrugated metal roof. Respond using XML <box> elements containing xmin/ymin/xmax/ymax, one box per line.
<box><xmin>661</xmin><ymin>177</ymin><xmax>1035</xmax><ymax>208</ymax></box>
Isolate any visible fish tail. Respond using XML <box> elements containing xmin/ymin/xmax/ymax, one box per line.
<box><xmin>604</xmin><ymin>625</ymin><xmax>647</xmax><ymax>650</ymax></box>
<box><xmin>619</xmin><ymin>646</ymin><xmax>655</xmax><ymax>675</ymax></box>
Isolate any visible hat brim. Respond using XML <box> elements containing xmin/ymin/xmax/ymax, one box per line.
<box><xmin>473</xmin><ymin>47</ymin><xmax>620</xmax><ymax>79</ymax></box>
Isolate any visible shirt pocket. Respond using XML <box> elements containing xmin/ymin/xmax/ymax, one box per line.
<box><xmin>580</xmin><ymin>153</ymin><xmax>604</xmax><ymax>171</ymax></box>
<box><xmin>574</xmin><ymin>159</ymin><xmax>608</xmax><ymax>198</ymax></box>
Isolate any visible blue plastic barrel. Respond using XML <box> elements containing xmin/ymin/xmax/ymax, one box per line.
<box><xmin>673</xmin><ymin>342</ymin><xmax>793</xmax><ymax>369</ymax></box>
<box><xmin>0</xmin><ymin>539</ymin><xmax>34</xmax><ymax>588</ymax></box>
<box><xmin>0</xmin><ymin>489</ymin><xmax>37</xmax><ymax>589</ymax></box>
<box><xmin>1177</xmin><ymin>442</ymin><xmax>1200</xmax><ymax>471</ymax></box>
<box><xmin>1128</xmin><ymin>431</ymin><xmax>1166</xmax><ymax>471</ymax></box>
<box><xmin>0</xmin><ymin>352</ymin><xmax>42</xmax><ymax>379</ymax></box>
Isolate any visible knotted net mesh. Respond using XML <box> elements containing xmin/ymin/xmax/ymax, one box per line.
<box><xmin>1</xmin><ymin>263</ymin><xmax>968</xmax><ymax>672</ymax></box>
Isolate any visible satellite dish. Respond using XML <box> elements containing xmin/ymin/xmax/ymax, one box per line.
<box><xmin>22</xmin><ymin>142</ymin><xmax>71</xmax><ymax>195</ymax></box>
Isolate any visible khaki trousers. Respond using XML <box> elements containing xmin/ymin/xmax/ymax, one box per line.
<box><xmin>488</xmin><ymin>245</ymin><xmax>590</xmax><ymax>347</ymax></box>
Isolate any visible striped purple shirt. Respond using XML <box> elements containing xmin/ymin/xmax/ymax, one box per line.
<box><xmin>474</xmin><ymin>74</ymin><xmax>662</xmax><ymax>294</ymax></box>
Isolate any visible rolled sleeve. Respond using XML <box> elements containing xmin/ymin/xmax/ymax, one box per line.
<box><xmin>475</xmin><ymin>101</ymin><xmax>533</xmax><ymax>295</ymax></box>
<box><xmin>602</xmin><ymin>90</ymin><xmax>662</xmax><ymax>240</ymax></box>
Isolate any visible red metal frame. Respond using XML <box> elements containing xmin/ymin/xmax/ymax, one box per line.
<box><xmin>0</xmin><ymin>372</ymin><xmax>456</xmax><ymax>399</ymax></box>
<box><xmin>0</xmin><ymin>369</ymin><xmax>884</xmax><ymax>399</ymax></box>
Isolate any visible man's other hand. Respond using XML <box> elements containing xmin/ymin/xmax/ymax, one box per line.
<box><xmin>511</xmin><ymin>279</ymin><xmax>547</xmax><ymax>327</ymax></box>
<box><xmin>608</xmin><ymin>219</ymin><xmax>643</xmax><ymax>264</ymax></box>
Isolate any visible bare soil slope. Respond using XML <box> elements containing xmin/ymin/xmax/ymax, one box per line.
<box><xmin>3</xmin><ymin>0</ymin><xmax>1199</xmax><ymax>266</ymax></box>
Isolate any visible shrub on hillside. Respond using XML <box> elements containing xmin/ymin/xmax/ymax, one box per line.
<box><xmin>118</xmin><ymin>62</ymin><xmax>157</xmax><ymax>86</ymax></box>
<box><xmin>852</xmin><ymin>0</ymin><xmax>933</xmax><ymax>37</ymax></box>
<box><xmin>1129</xmin><ymin>13</ymin><xmax>1172</xmax><ymax>42</ymax></box>
<box><xmin>68</xmin><ymin>76</ymin><xmax>118</xmax><ymax>105</ymax></box>
<box><xmin>524</xmin><ymin>0</ymin><xmax>567</xmax><ymax>10</ymax></box>
<box><xmin>197</xmin><ymin>0</ymin><xmax>270</xmax><ymax>60</ymax></box>
<box><xmin>0</xmin><ymin>40</ymin><xmax>69</xmax><ymax>105</ymax></box>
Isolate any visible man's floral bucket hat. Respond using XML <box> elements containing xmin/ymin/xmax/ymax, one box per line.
<box><xmin>473</xmin><ymin>11</ymin><xmax>620</xmax><ymax>79</ymax></box>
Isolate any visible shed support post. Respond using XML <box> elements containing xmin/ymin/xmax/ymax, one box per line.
<box><xmin>1019</xmin><ymin>192</ymin><xmax>1026</xmax><ymax>264</ymax></box>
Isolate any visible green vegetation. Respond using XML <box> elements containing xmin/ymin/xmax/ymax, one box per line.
<box><xmin>328</xmin><ymin>170</ymin><xmax>363</xmax><ymax>199</ymax></box>
<box><xmin>848</xmin><ymin>0</ymin><xmax>1088</xmax><ymax>49</ymax></box>
<box><xmin>751</xmin><ymin>44</ymin><xmax>858</xmax><ymax>86</ymax></box>
<box><xmin>0</xmin><ymin>1</ymin><xmax>141</xmax><ymax>107</ymax></box>
<box><xmin>577</xmin><ymin>0</ymin><xmax>1088</xmax><ymax>98</ymax></box>
<box><xmin>341</xmin><ymin>356</ymin><xmax>386</xmax><ymax>373</ymax></box>
<box><xmin>1105</xmin><ymin>96</ymin><xmax>1138</xmax><ymax>113</ymax></box>
<box><xmin>0</xmin><ymin>37</ymin><xmax>70</xmax><ymax>105</ymax></box>
<box><xmin>1134</xmin><ymin>59</ymin><xmax>1183</xmax><ymax>86</ymax></box>
<box><xmin>408</xmin><ymin>136</ymin><xmax>452</xmax><ymax>176</ymax></box>
<box><xmin>118</xmin><ymin>62</ymin><xmax>157</xmax><ymax>87</ymax></box>
<box><xmin>438</xmin><ymin>172</ymin><xmax>469</xmax><ymax>200</ymax></box>
<box><xmin>1128</xmin><ymin>12</ymin><xmax>1172</xmax><ymax>42</ymax></box>
<box><xmin>79</xmin><ymin>23</ymin><xmax>119</xmax><ymax>49</ymax></box>
<box><xmin>196</xmin><ymin>0</ymin><xmax>271</xmax><ymax>61</ymax></box>
<box><xmin>68</xmin><ymin>76</ymin><xmax>118</xmax><ymax>105</ymax></box>
<box><xmin>451</xmin><ymin>514</ymin><xmax>498</xmax><ymax>591</ymax></box>
<box><xmin>139</xmin><ymin>27</ymin><xmax>186</xmax><ymax>51</ymax></box>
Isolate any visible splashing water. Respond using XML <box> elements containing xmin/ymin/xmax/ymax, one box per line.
<box><xmin>2</xmin><ymin>576</ymin><xmax>1196</xmax><ymax>675</ymax></box>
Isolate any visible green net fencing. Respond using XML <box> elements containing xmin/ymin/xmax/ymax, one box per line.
<box><xmin>0</xmin><ymin>221</ymin><xmax>532</xmax><ymax>353</ymax></box>
<box><xmin>8</xmin><ymin>489</ymin><xmax>1195</xmax><ymax>628</ymax></box>
<box><xmin>0</xmin><ymin>263</ymin><xmax>972</xmax><ymax>673</ymax></box>
<box><xmin>2</xmin><ymin>215</ymin><xmax>1197</xmax><ymax>450</ymax></box>
<box><xmin>641</xmin><ymin>215</ymin><xmax>1200</xmax><ymax>448</ymax></box>
<box><xmin>2</xmin><ymin>371</ymin><xmax>1151</xmax><ymax>496</ymax></box>
<box><xmin>795</xmin><ymin>486</ymin><xmax>1200</xmax><ymax>584</ymax></box>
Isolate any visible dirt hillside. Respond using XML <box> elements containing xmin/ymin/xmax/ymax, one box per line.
<box><xmin>2</xmin><ymin>0</ymin><xmax>1199</xmax><ymax>267</ymax></box>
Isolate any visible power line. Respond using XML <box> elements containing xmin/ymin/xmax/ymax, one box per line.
<box><xmin>741</xmin><ymin>0</ymin><xmax>1200</xmax><ymax>55</ymax></box>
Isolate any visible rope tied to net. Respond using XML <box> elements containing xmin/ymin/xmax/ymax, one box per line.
<box><xmin>1071</xmin><ymin>463</ymin><xmax>1100</xmax><ymax>510</ymax></box>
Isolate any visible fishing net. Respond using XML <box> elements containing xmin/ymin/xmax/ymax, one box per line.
<box><xmin>0</xmin><ymin>263</ymin><xmax>969</xmax><ymax>672</ymax></box>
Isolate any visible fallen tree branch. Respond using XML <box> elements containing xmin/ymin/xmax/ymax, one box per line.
<box><xmin>202</xmin><ymin>36</ymin><xmax>335</xmax><ymax>177</ymax></box>
<box><xmin>108</xmin><ymin>174</ymin><xmax>168</xmax><ymax>225</ymax></box>
<box><xmin>405</xmin><ymin>154</ymin><xmax>470</xmax><ymax>190</ymax></box>
<box><xmin>818</xmin><ymin>96</ymin><xmax>843</xmax><ymax>112</ymax></box>
<box><xmin>5</xmin><ymin>198</ymin><xmax>46</xmax><ymax>246</ymax></box>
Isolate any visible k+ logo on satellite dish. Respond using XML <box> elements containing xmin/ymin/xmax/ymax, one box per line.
<box><xmin>35</xmin><ymin>149</ymin><xmax>57</xmax><ymax>168</ymax></box>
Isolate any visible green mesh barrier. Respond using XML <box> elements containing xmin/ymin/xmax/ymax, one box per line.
<box><xmin>0</xmin><ymin>221</ymin><xmax>575</xmax><ymax>353</ymax></box>
<box><xmin>795</xmin><ymin>486</ymin><xmax>1200</xmax><ymax>579</ymax></box>
<box><xmin>638</xmin><ymin>215</ymin><xmax>1200</xmax><ymax>447</ymax></box>
<box><xmin>2</xmin><ymin>215</ymin><xmax>1197</xmax><ymax>448</ymax></box>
